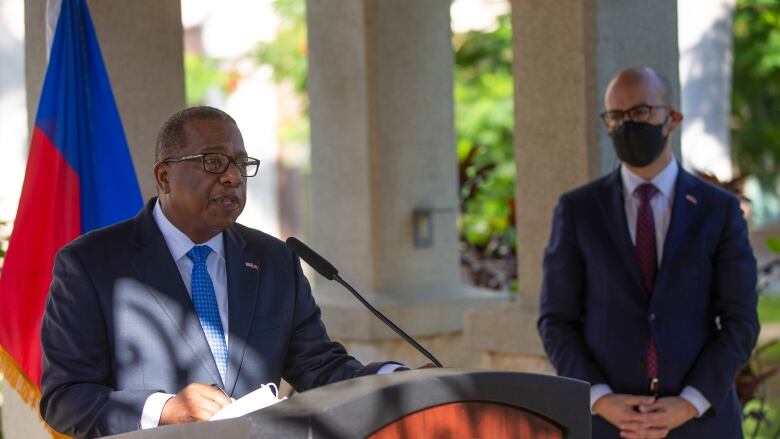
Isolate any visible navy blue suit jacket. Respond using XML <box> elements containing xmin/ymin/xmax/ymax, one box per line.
<box><xmin>538</xmin><ymin>167</ymin><xmax>759</xmax><ymax>438</ymax></box>
<box><xmin>40</xmin><ymin>199</ymin><xmax>389</xmax><ymax>438</ymax></box>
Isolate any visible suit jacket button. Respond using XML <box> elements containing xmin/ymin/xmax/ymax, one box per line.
<box><xmin>648</xmin><ymin>313</ymin><xmax>656</xmax><ymax>322</ymax></box>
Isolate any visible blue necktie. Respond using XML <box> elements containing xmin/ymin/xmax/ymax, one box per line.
<box><xmin>187</xmin><ymin>245</ymin><xmax>228</xmax><ymax>382</ymax></box>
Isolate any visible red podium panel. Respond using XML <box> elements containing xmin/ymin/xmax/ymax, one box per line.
<box><xmin>370</xmin><ymin>401</ymin><xmax>564</xmax><ymax>439</ymax></box>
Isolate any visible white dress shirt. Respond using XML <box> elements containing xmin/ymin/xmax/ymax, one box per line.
<box><xmin>141</xmin><ymin>201</ymin><xmax>402</xmax><ymax>429</ymax></box>
<box><xmin>591</xmin><ymin>158</ymin><xmax>711</xmax><ymax>417</ymax></box>
<box><xmin>141</xmin><ymin>201</ymin><xmax>230</xmax><ymax>429</ymax></box>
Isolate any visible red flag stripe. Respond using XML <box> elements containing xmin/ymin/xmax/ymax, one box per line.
<box><xmin>0</xmin><ymin>126</ymin><xmax>81</xmax><ymax>386</ymax></box>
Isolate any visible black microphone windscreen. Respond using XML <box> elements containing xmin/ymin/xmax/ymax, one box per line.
<box><xmin>285</xmin><ymin>237</ymin><xmax>339</xmax><ymax>280</ymax></box>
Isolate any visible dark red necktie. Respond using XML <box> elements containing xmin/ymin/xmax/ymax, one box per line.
<box><xmin>636</xmin><ymin>183</ymin><xmax>659</xmax><ymax>380</ymax></box>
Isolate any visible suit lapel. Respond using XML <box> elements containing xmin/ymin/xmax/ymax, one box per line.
<box><xmin>223</xmin><ymin>227</ymin><xmax>260</xmax><ymax>396</ymax></box>
<box><xmin>596</xmin><ymin>170</ymin><xmax>647</xmax><ymax>296</ymax></box>
<box><xmin>656</xmin><ymin>169</ymin><xmax>700</xmax><ymax>289</ymax></box>
<box><xmin>130</xmin><ymin>199</ymin><xmax>224</xmax><ymax>386</ymax></box>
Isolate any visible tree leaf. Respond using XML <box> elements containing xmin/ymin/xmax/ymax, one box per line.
<box><xmin>767</xmin><ymin>237</ymin><xmax>780</xmax><ymax>253</ymax></box>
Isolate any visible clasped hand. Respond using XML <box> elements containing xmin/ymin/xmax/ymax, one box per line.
<box><xmin>593</xmin><ymin>394</ymin><xmax>698</xmax><ymax>439</ymax></box>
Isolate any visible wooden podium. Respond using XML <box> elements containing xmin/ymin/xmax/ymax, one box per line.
<box><xmin>112</xmin><ymin>369</ymin><xmax>590</xmax><ymax>438</ymax></box>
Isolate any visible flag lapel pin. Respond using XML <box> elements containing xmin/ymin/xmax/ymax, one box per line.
<box><xmin>685</xmin><ymin>194</ymin><xmax>698</xmax><ymax>205</ymax></box>
<box><xmin>245</xmin><ymin>262</ymin><xmax>259</xmax><ymax>271</ymax></box>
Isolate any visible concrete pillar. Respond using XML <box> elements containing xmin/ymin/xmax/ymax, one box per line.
<box><xmin>594</xmin><ymin>1</ymin><xmax>682</xmax><ymax>174</ymax></box>
<box><xmin>308</xmin><ymin>0</ymin><xmax>460</xmax><ymax>295</ymax></box>
<box><xmin>25</xmin><ymin>0</ymin><xmax>184</xmax><ymax>200</ymax></box>
<box><xmin>0</xmin><ymin>0</ymin><xmax>28</xmax><ymax>222</ymax></box>
<box><xmin>307</xmin><ymin>0</ymin><xmax>506</xmax><ymax>360</ymax></box>
<box><xmin>7</xmin><ymin>1</ymin><xmax>184</xmax><ymax>437</ymax></box>
<box><xmin>466</xmin><ymin>0</ymin><xmax>681</xmax><ymax>371</ymax></box>
<box><xmin>678</xmin><ymin>0</ymin><xmax>735</xmax><ymax>181</ymax></box>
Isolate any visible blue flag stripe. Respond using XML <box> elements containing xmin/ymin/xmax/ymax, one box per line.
<box><xmin>35</xmin><ymin>0</ymin><xmax>142</xmax><ymax>232</ymax></box>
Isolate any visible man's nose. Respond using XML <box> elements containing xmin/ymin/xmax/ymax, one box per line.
<box><xmin>220</xmin><ymin>162</ymin><xmax>243</xmax><ymax>185</ymax></box>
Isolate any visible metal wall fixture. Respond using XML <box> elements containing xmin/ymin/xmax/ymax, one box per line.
<box><xmin>412</xmin><ymin>207</ymin><xmax>456</xmax><ymax>248</ymax></box>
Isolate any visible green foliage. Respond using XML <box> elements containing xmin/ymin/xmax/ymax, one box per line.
<box><xmin>0</xmin><ymin>220</ymin><xmax>7</xmax><ymax>260</ymax></box>
<box><xmin>184</xmin><ymin>53</ymin><xmax>229</xmax><ymax>106</ymax></box>
<box><xmin>743</xmin><ymin>236</ymin><xmax>780</xmax><ymax>437</ymax></box>
<box><xmin>732</xmin><ymin>0</ymin><xmax>780</xmax><ymax>187</ymax></box>
<box><xmin>455</xmin><ymin>13</ymin><xmax>515</xmax><ymax>252</ymax></box>
<box><xmin>255</xmin><ymin>0</ymin><xmax>308</xmax><ymax>95</ymax></box>
<box><xmin>743</xmin><ymin>397</ymin><xmax>780</xmax><ymax>439</ymax></box>
<box><xmin>768</xmin><ymin>237</ymin><xmax>780</xmax><ymax>254</ymax></box>
<box><xmin>251</xmin><ymin>0</ymin><xmax>310</xmax><ymax>147</ymax></box>
<box><xmin>759</xmin><ymin>294</ymin><xmax>780</xmax><ymax>323</ymax></box>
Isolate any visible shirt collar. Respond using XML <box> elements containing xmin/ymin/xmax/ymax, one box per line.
<box><xmin>152</xmin><ymin>199</ymin><xmax>224</xmax><ymax>262</ymax></box>
<box><xmin>620</xmin><ymin>157</ymin><xmax>678</xmax><ymax>199</ymax></box>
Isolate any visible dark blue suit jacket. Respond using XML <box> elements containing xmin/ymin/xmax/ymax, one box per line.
<box><xmin>538</xmin><ymin>167</ymin><xmax>759</xmax><ymax>438</ymax></box>
<box><xmin>40</xmin><ymin>199</ymin><xmax>390</xmax><ymax>438</ymax></box>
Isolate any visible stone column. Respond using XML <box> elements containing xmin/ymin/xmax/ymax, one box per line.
<box><xmin>307</xmin><ymin>0</ymin><xmax>506</xmax><ymax>367</ymax></box>
<box><xmin>678</xmin><ymin>0</ymin><xmax>735</xmax><ymax>181</ymax></box>
<box><xmin>0</xmin><ymin>0</ymin><xmax>27</xmax><ymax>221</ymax></box>
<box><xmin>466</xmin><ymin>0</ymin><xmax>681</xmax><ymax>372</ymax></box>
<box><xmin>595</xmin><ymin>0</ymin><xmax>682</xmax><ymax>173</ymax></box>
<box><xmin>7</xmin><ymin>1</ymin><xmax>184</xmax><ymax>437</ymax></box>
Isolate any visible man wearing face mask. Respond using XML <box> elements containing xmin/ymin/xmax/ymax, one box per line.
<box><xmin>538</xmin><ymin>66</ymin><xmax>758</xmax><ymax>438</ymax></box>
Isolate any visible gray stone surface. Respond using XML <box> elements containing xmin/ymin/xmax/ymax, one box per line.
<box><xmin>596</xmin><ymin>0</ymin><xmax>682</xmax><ymax>174</ymax></box>
<box><xmin>1</xmin><ymin>381</ymin><xmax>49</xmax><ymax>439</ymax></box>
<box><xmin>465</xmin><ymin>302</ymin><xmax>545</xmax><ymax>356</ymax></box>
<box><xmin>307</xmin><ymin>0</ymin><xmax>461</xmax><ymax>298</ymax></box>
<box><xmin>512</xmin><ymin>0</ymin><xmax>601</xmax><ymax>313</ymax></box>
<box><xmin>318</xmin><ymin>286</ymin><xmax>509</xmax><ymax>341</ymax></box>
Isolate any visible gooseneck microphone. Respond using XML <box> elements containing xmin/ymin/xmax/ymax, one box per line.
<box><xmin>286</xmin><ymin>237</ymin><xmax>443</xmax><ymax>368</ymax></box>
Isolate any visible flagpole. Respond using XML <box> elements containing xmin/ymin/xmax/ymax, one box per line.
<box><xmin>45</xmin><ymin>0</ymin><xmax>62</xmax><ymax>60</ymax></box>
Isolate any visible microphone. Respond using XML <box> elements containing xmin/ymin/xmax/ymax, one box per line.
<box><xmin>286</xmin><ymin>237</ymin><xmax>443</xmax><ymax>368</ymax></box>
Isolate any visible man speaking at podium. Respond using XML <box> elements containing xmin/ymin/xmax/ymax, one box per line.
<box><xmin>538</xmin><ymin>67</ymin><xmax>759</xmax><ymax>438</ymax></box>
<box><xmin>39</xmin><ymin>106</ymin><xmax>403</xmax><ymax>438</ymax></box>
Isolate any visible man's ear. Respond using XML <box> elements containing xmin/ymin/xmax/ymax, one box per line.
<box><xmin>154</xmin><ymin>162</ymin><xmax>171</xmax><ymax>194</ymax></box>
<box><xmin>664</xmin><ymin>110</ymin><xmax>684</xmax><ymax>136</ymax></box>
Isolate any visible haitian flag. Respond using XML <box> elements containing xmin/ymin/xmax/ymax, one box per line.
<box><xmin>0</xmin><ymin>0</ymin><xmax>142</xmax><ymax>409</ymax></box>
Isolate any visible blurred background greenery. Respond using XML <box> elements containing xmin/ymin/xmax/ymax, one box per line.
<box><xmin>733</xmin><ymin>1</ymin><xmax>780</xmax><ymax>437</ymax></box>
<box><xmin>733</xmin><ymin>0</ymin><xmax>780</xmax><ymax>190</ymax></box>
<box><xmin>454</xmin><ymin>12</ymin><xmax>517</xmax><ymax>292</ymax></box>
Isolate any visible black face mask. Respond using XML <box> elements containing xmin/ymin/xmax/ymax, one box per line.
<box><xmin>609</xmin><ymin>120</ymin><xmax>667</xmax><ymax>167</ymax></box>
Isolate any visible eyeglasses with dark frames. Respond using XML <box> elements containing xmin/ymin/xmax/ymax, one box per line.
<box><xmin>600</xmin><ymin>104</ymin><xmax>670</xmax><ymax>130</ymax></box>
<box><xmin>161</xmin><ymin>152</ymin><xmax>260</xmax><ymax>177</ymax></box>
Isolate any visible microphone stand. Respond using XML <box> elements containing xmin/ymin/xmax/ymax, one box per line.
<box><xmin>333</xmin><ymin>274</ymin><xmax>443</xmax><ymax>368</ymax></box>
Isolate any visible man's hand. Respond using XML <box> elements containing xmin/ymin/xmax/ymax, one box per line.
<box><xmin>592</xmin><ymin>394</ymin><xmax>655</xmax><ymax>438</ymax></box>
<box><xmin>634</xmin><ymin>396</ymin><xmax>698</xmax><ymax>437</ymax></box>
<box><xmin>159</xmin><ymin>383</ymin><xmax>232</xmax><ymax>425</ymax></box>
